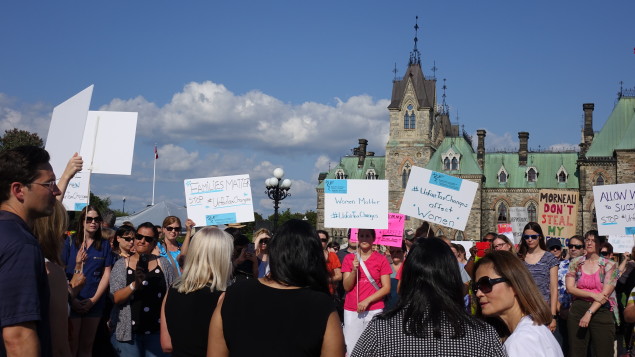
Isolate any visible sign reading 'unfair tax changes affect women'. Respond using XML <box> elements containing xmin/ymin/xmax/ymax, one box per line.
<box><xmin>323</xmin><ymin>179</ymin><xmax>389</xmax><ymax>229</ymax></box>
<box><xmin>593</xmin><ymin>183</ymin><xmax>635</xmax><ymax>236</ymax></box>
<box><xmin>400</xmin><ymin>167</ymin><xmax>478</xmax><ymax>232</ymax></box>
<box><xmin>184</xmin><ymin>174</ymin><xmax>255</xmax><ymax>227</ymax></box>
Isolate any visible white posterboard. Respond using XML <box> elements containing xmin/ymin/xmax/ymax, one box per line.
<box><xmin>45</xmin><ymin>85</ymin><xmax>93</xmax><ymax>177</ymax></box>
<box><xmin>62</xmin><ymin>172</ymin><xmax>90</xmax><ymax>212</ymax></box>
<box><xmin>400</xmin><ymin>167</ymin><xmax>478</xmax><ymax>231</ymax></box>
<box><xmin>452</xmin><ymin>240</ymin><xmax>473</xmax><ymax>261</ymax></box>
<box><xmin>84</xmin><ymin>111</ymin><xmax>138</xmax><ymax>175</ymax></box>
<box><xmin>509</xmin><ymin>207</ymin><xmax>529</xmax><ymax>244</ymax></box>
<box><xmin>184</xmin><ymin>174</ymin><xmax>254</xmax><ymax>226</ymax></box>
<box><xmin>608</xmin><ymin>235</ymin><xmax>635</xmax><ymax>254</ymax></box>
<box><xmin>323</xmin><ymin>179</ymin><xmax>389</xmax><ymax>229</ymax></box>
<box><xmin>593</xmin><ymin>183</ymin><xmax>635</xmax><ymax>236</ymax></box>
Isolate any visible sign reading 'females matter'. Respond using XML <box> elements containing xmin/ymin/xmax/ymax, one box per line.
<box><xmin>323</xmin><ymin>179</ymin><xmax>388</xmax><ymax>229</ymax></box>
<box><xmin>400</xmin><ymin>166</ymin><xmax>478</xmax><ymax>231</ymax></box>
<box><xmin>593</xmin><ymin>183</ymin><xmax>635</xmax><ymax>236</ymax></box>
<box><xmin>184</xmin><ymin>174</ymin><xmax>255</xmax><ymax>227</ymax></box>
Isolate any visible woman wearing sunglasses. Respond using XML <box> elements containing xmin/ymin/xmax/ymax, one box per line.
<box><xmin>110</xmin><ymin>222</ymin><xmax>176</xmax><ymax>356</ymax></box>
<box><xmin>318</xmin><ymin>229</ymin><xmax>342</xmax><ymax>294</ymax></box>
<box><xmin>565</xmin><ymin>230</ymin><xmax>618</xmax><ymax>357</ymax></box>
<box><xmin>517</xmin><ymin>222</ymin><xmax>559</xmax><ymax>332</ymax></box>
<box><xmin>61</xmin><ymin>205</ymin><xmax>114</xmax><ymax>357</ymax></box>
<box><xmin>112</xmin><ymin>225</ymin><xmax>136</xmax><ymax>261</ymax></box>
<box><xmin>474</xmin><ymin>250</ymin><xmax>563</xmax><ymax>356</ymax></box>
<box><xmin>156</xmin><ymin>216</ymin><xmax>195</xmax><ymax>277</ymax></box>
<box><xmin>253</xmin><ymin>228</ymin><xmax>272</xmax><ymax>278</ymax></box>
<box><xmin>352</xmin><ymin>238</ymin><xmax>505</xmax><ymax>356</ymax></box>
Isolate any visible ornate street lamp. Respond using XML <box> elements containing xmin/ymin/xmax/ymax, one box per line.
<box><xmin>265</xmin><ymin>168</ymin><xmax>292</xmax><ymax>233</ymax></box>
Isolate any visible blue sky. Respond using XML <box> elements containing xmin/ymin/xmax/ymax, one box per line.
<box><xmin>1</xmin><ymin>0</ymin><xmax>633</xmax><ymax>217</ymax></box>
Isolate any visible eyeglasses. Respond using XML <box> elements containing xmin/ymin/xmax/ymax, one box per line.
<box><xmin>85</xmin><ymin>217</ymin><xmax>103</xmax><ymax>223</ymax></box>
<box><xmin>29</xmin><ymin>180</ymin><xmax>58</xmax><ymax>191</ymax></box>
<box><xmin>568</xmin><ymin>244</ymin><xmax>583</xmax><ymax>250</ymax></box>
<box><xmin>260</xmin><ymin>238</ymin><xmax>270</xmax><ymax>245</ymax></box>
<box><xmin>549</xmin><ymin>246</ymin><xmax>562</xmax><ymax>251</ymax></box>
<box><xmin>119</xmin><ymin>236</ymin><xmax>134</xmax><ymax>242</ymax></box>
<box><xmin>472</xmin><ymin>276</ymin><xmax>508</xmax><ymax>294</ymax></box>
<box><xmin>320</xmin><ymin>238</ymin><xmax>328</xmax><ymax>243</ymax></box>
<box><xmin>522</xmin><ymin>234</ymin><xmax>540</xmax><ymax>241</ymax></box>
<box><xmin>164</xmin><ymin>226</ymin><xmax>181</xmax><ymax>232</ymax></box>
<box><xmin>600</xmin><ymin>251</ymin><xmax>609</xmax><ymax>257</ymax></box>
<box><xmin>493</xmin><ymin>243</ymin><xmax>507</xmax><ymax>249</ymax></box>
<box><xmin>135</xmin><ymin>234</ymin><xmax>155</xmax><ymax>243</ymax></box>
<box><xmin>585</xmin><ymin>239</ymin><xmax>595</xmax><ymax>243</ymax></box>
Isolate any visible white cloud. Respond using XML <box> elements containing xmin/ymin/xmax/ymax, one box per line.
<box><xmin>0</xmin><ymin>93</ymin><xmax>51</xmax><ymax>138</ymax></box>
<box><xmin>471</xmin><ymin>129</ymin><xmax>518</xmax><ymax>152</ymax></box>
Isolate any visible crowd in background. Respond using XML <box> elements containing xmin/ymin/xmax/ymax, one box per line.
<box><xmin>2</xmin><ymin>146</ymin><xmax>635</xmax><ymax>357</ymax></box>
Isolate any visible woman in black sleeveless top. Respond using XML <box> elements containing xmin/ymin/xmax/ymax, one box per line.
<box><xmin>208</xmin><ymin>219</ymin><xmax>345</xmax><ymax>357</ymax></box>
<box><xmin>160</xmin><ymin>227</ymin><xmax>234</xmax><ymax>356</ymax></box>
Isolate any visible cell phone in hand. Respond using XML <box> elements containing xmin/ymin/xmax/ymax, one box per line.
<box><xmin>138</xmin><ymin>254</ymin><xmax>149</xmax><ymax>271</ymax></box>
<box><xmin>246</xmin><ymin>243</ymin><xmax>256</xmax><ymax>254</ymax></box>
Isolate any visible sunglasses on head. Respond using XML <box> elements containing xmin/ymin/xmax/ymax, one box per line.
<box><xmin>522</xmin><ymin>234</ymin><xmax>540</xmax><ymax>241</ymax></box>
<box><xmin>568</xmin><ymin>244</ymin><xmax>583</xmax><ymax>250</ymax></box>
<box><xmin>164</xmin><ymin>226</ymin><xmax>181</xmax><ymax>232</ymax></box>
<box><xmin>472</xmin><ymin>276</ymin><xmax>508</xmax><ymax>294</ymax></box>
<box><xmin>86</xmin><ymin>216</ymin><xmax>102</xmax><ymax>223</ymax></box>
<box><xmin>135</xmin><ymin>234</ymin><xmax>155</xmax><ymax>243</ymax></box>
<box><xmin>260</xmin><ymin>238</ymin><xmax>270</xmax><ymax>245</ymax></box>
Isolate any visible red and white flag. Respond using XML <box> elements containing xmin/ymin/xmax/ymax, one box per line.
<box><xmin>154</xmin><ymin>145</ymin><xmax>159</xmax><ymax>160</ymax></box>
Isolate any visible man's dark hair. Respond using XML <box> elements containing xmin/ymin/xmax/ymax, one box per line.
<box><xmin>0</xmin><ymin>146</ymin><xmax>51</xmax><ymax>203</ymax></box>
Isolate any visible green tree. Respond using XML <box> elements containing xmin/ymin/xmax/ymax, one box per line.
<box><xmin>0</xmin><ymin>128</ymin><xmax>44</xmax><ymax>151</ymax></box>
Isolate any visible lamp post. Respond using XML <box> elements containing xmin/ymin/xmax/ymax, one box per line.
<box><xmin>265</xmin><ymin>168</ymin><xmax>292</xmax><ymax>233</ymax></box>
<box><xmin>122</xmin><ymin>197</ymin><xmax>126</xmax><ymax>213</ymax></box>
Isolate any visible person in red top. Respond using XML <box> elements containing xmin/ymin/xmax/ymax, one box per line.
<box><xmin>318</xmin><ymin>230</ymin><xmax>342</xmax><ymax>294</ymax></box>
<box><xmin>341</xmin><ymin>229</ymin><xmax>392</xmax><ymax>352</ymax></box>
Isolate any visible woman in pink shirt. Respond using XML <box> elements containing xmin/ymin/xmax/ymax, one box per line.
<box><xmin>341</xmin><ymin>229</ymin><xmax>392</xmax><ymax>352</ymax></box>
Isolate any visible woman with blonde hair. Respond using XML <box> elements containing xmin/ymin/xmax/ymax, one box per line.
<box><xmin>156</xmin><ymin>215</ymin><xmax>196</xmax><ymax>276</ymax></box>
<box><xmin>253</xmin><ymin>228</ymin><xmax>272</xmax><ymax>277</ymax></box>
<box><xmin>474</xmin><ymin>250</ymin><xmax>563</xmax><ymax>356</ymax></box>
<box><xmin>160</xmin><ymin>227</ymin><xmax>234</xmax><ymax>356</ymax></box>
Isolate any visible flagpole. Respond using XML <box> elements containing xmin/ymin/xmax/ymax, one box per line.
<box><xmin>152</xmin><ymin>145</ymin><xmax>157</xmax><ymax>206</ymax></box>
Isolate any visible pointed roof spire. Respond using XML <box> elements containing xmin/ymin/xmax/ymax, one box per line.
<box><xmin>409</xmin><ymin>16</ymin><xmax>421</xmax><ymax>66</ymax></box>
<box><xmin>441</xmin><ymin>78</ymin><xmax>448</xmax><ymax>114</ymax></box>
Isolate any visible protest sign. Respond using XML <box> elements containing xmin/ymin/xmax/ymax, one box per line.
<box><xmin>399</xmin><ymin>166</ymin><xmax>478</xmax><ymax>231</ymax></box>
<box><xmin>324</xmin><ymin>179</ymin><xmax>388</xmax><ymax>229</ymax></box>
<box><xmin>83</xmin><ymin>111</ymin><xmax>138</xmax><ymax>175</ymax></box>
<box><xmin>45</xmin><ymin>85</ymin><xmax>93</xmax><ymax>178</ymax></box>
<box><xmin>538</xmin><ymin>189</ymin><xmax>578</xmax><ymax>243</ymax></box>
<box><xmin>62</xmin><ymin>172</ymin><xmax>90</xmax><ymax>211</ymax></box>
<box><xmin>608</xmin><ymin>235</ymin><xmax>635</xmax><ymax>253</ymax></box>
<box><xmin>497</xmin><ymin>223</ymin><xmax>515</xmax><ymax>244</ymax></box>
<box><xmin>184</xmin><ymin>174</ymin><xmax>254</xmax><ymax>226</ymax></box>
<box><xmin>349</xmin><ymin>213</ymin><xmax>405</xmax><ymax>247</ymax></box>
<box><xmin>509</xmin><ymin>207</ymin><xmax>529</xmax><ymax>244</ymax></box>
<box><xmin>593</xmin><ymin>183</ymin><xmax>635</xmax><ymax>236</ymax></box>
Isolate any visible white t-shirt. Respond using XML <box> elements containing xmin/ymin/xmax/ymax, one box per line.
<box><xmin>504</xmin><ymin>315</ymin><xmax>563</xmax><ymax>357</ymax></box>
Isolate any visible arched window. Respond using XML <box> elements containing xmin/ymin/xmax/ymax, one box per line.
<box><xmin>366</xmin><ymin>170</ymin><xmax>377</xmax><ymax>180</ymax></box>
<box><xmin>497</xmin><ymin>202</ymin><xmax>508</xmax><ymax>223</ymax></box>
<box><xmin>592</xmin><ymin>208</ymin><xmax>597</xmax><ymax>223</ymax></box>
<box><xmin>402</xmin><ymin>168</ymin><xmax>411</xmax><ymax>188</ymax></box>
<box><xmin>443</xmin><ymin>157</ymin><xmax>451</xmax><ymax>171</ymax></box>
<box><xmin>596</xmin><ymin>175</ymin><xmax>604</xmax><ymax>186</ymax></box>
<box><xmin>403</xmin><ymin>104</ymin><xmax>416</xmax><ymax>129</ymax></box>
<box><xmin>451</xmin><ymin>157</ymin><xmax>458</xmax><ymax>170</ymax></box>
<box><xmin>498</xmin><ymin>172</ymin><xmax>507</xmax><ymax>183</ymax></box>
<box><xmin>335</xmin><ymin>170</ymin><xmax>345</xmax><ymax>179</ymax></box>
<box><xmin>558</xmin><ymin>171</ymin><xmax>567</xmax><ymax>183</ymax></box>
<box><xmin>455</xmin><ymin>231</ymin><xmax>464</xmax><ymax>241</ymax></box>
<box><xmin>436</xmin><ymin>229</ymin><xmax>444</xmax><ymax>237</ymax></box>
<box><xmin>527</xmin><ymin>168</ymin><xmax>537</xmax><ymax>182</ymax></box>
<box><xmin>527</xmin><ymin>202</ymin><xmax>537</xmax><ymax>223</ymax></box>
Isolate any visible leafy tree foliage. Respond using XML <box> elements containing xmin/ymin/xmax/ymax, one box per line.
<box><xmin>0</xmin><ymin>129</ymin><xmax>44</xmax><ymax>151</ymax></box>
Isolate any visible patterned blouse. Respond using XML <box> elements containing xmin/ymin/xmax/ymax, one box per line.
<box><xmin>566</xmin><ymin>255</ymin><xmax>618</xmax><ymax>310</ymax></box>
<box><xmin>558</xmin><ymin>259</ymin><xmax>572</xmax><ymax>310</ymax></box>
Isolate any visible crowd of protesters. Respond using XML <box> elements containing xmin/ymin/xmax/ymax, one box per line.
<box><xmin>2</xmin><ymin>146</ymin><xmax>635</xmax><ymax>357</ymax></box>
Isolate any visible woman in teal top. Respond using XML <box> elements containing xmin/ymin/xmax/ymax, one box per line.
<box><xmin>156</xmin><ymin>216</ymin><xmax>195</xmax><ymax>276</ymax></box>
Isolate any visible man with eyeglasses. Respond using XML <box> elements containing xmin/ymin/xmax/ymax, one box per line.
<box><xmin>0</xmin><ymin>146</ymin><xmax>60</xmax><ymax>357</ymax></box>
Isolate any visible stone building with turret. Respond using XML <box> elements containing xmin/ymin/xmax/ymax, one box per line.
<box><xmin>315</xmin><ymin>27</ymin><xmax>635</xmax><ymax>242</ymax></box>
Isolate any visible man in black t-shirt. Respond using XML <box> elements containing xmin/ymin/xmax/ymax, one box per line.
<box><xmin>0</xmin><ymin>146</ymin><xmax>60</xmax><ymax>357</ymax></box>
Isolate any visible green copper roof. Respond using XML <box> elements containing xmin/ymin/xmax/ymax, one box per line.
<box><xmin>483</xmin><ymin>152</ymin><xmax>579</xmax><ymax>189</ymax></box>
<box><xmin>426</xmin><ymin>137</ymin><xmax>482</xmax><ymax>175</ymax></box>
<box><xmin>586</xmin><ymin>97</ymin><xmax>635</xmax><ymax>157</ymax></box>
<box><xmin>316</xmin><ymin>156</ymin><xmax>386</xmax><ymax>188</ymax></box>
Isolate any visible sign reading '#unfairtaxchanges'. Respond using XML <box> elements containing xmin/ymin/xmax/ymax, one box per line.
<box><xmin>400</xmin><ymin>167</ymin><xmax>478</xmax><ymax>231</ymax></box>
<box><xmin>184</xmin><ymin>174</ymin><xmax>254</xmax><ymax>227</ymax></box>
<box><xmin>323</xmin><ymin>179</ymin><xmax>388</xmax><ymax>229</ymax></box>
<box><xmin>593</xmin><ymin>183</ymin><xmax>635</xmax><ymax>236</ymax></box>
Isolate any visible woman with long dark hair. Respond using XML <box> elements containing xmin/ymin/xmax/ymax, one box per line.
<box><xmin>565</xmin><ymin>230</ymin><xmax>617</xmax><ymax>357</ymax></box>
<box><xmin>61</xmin><ymin>205</ymin><xmax>114</xmax><ymax>357</ymax></box>
<box><xmin>474</xmin><ymin>250</ymin><xmax>562</xmax><ymax>356</ymax></box>
<box><xmin>112</xmin><ymin>225</ymin><xmax>136</xmax><ymax>261</ymax></box>
<box><xmin>517</xmin><ymin>222</ymin><xmax>559</xmax><ymax>332</ymax></box>
<box><xmin>352</xmin><ymin>238</ymin><xmax>505</xmax><ymax>356</ymax></box>
<box><xmin>208</xmin><ymin>219</ymin><xmax>345</xmax><ymax>356</ymax></box>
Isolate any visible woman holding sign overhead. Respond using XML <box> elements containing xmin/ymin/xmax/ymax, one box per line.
<box><xmin>341</xmin><ymin>228</ymin><xmax>392</xmax><ymax>352</ymax></box>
